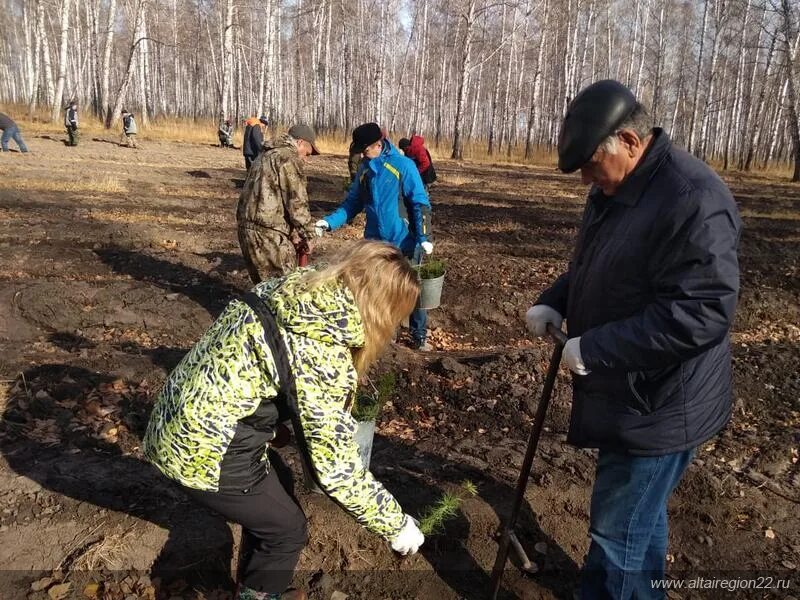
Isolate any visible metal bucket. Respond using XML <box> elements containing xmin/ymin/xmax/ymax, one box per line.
<box><xmin>303</xmin><ymin>420</ymin><xmax>376</xmax><ymax>494</ymax></box>
<box><xmin>418</xmin><ymin>272</ymin><xmax>445</xmax><ymax>310</ymax></box>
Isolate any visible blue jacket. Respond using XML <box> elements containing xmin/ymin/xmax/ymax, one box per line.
<box><xmin>536</xmin><ymin>129</ymin><xmax>741</xmax><ymax>456</ymax></box>
<box><xmin>325</xmin><ymin>140</ymin><xmax>430</xmax><ymax>255</ymax></box>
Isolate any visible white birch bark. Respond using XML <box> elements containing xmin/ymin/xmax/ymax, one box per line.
<box><xmin>219</xmin><ymin>0</ymin><xmax>234</xmax><ymax>124</ymax></box>
<box><xmin>688</xmin><ymin>0</ymin><xmax>710</xmax><ymax>155</ymax></box>
<box><xmin>100</xmin><ymin>0</ymin><xmax>116</xmax><ymax>122</ymax></box>
<box><xmin>451</xmin><ymin>0</ymin><xmax>478</xmax><ymax>159</ymax></box>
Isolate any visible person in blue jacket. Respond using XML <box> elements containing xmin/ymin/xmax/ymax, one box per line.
<box><xmin>527</xmin><ymin>80</ymin><xmax>741</xmax><ymax>599</ymax></box>
<box><xmin>316</xmin><ymin>122</ymin><xmax>434</xmax><ymax>350</ymax></box>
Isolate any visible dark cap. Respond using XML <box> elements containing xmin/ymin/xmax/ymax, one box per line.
<box><xmin>259</xmin><ymin>115</ymin><xmax>269</xmax><ymax>125</ymax></box>
<box><xmin>398</xmin><ymin>138</ymin><xmax>411</xmax><ymax>151</ymax></box>
<box><xmin>288</xmin><ymin>123</ymin><xmax>320</xmax><ymax>155</ymax></box>
<box><xmin>351</xmin><ymin>122</ymin><xmax>383</xmax><ymax>153</ymax></box>
<box><xmin>557</xmin><ymin>79</ymin><xmax>637</xmax><ymax>173</ymax></box>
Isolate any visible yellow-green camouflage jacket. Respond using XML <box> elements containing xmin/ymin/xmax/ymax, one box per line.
<box><xmin>143</xmin><ymin>270</ymin><xmax>406</xmax><ymax>539</ymax></box>
<box><xmin>237</xmin><ymin>135</ymin><xmax>316</xmax><ymax>240</ymax></box>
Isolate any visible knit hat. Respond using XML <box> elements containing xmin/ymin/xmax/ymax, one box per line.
<box><xmin>351</xmin><ymin>122</ymin><xmax>383</xmax><ymax>153</ymax></box>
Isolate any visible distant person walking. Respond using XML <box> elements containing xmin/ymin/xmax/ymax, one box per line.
<box><xmin>237</xmin><ymin>124</ymin><xmax>320</xmax><ymax>283</ymax></box>
<box><xmin>243</xmin><ymin>116</ymin><xmax>269</xmax><ymax>169</ymax></box>
<box><xmin>398</xmin><ymin>136</ymin><xmax>436</xmax><ymax>187</ymax></box>
<box><xmin>218</xmin><ymin>119</ymin><xmax>234</xmax><ymax>148</ymax></box>
<box><xmin>120</xmin><ymin>110</ymin><xmax>138</xmax><ymax>148</ymax></box>
<box><xmin>0</xmin><ymin>113</ymin><xmax>29</xmax><ymax>153</ymax></box>
<box><xmin>64</xmin><ymin>101</ymin><xmax>79</xmax><ymax>147</ymax></box>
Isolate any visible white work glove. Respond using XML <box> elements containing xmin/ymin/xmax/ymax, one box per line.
<box><xmin>390</xmin><ymin>515</ymin><xmax>425</xmax><ymax>556</ymax></box>
<box><xmin>525</xmin><ymin>305</ymin><xmax>563</xmax><ymax>337</ymax></box>
<box><xmin>420</xmin><ymin>241</ymin><xmax>434</xmax><ymax>255</ymax></box>
<box><xmin>314</xmin><ymin>219</ymin><xmax>329</xmax><ymax>238</ymax></box>
<box><xmin>564</xmin><ymin>337</ymin><xmax>590</xmax><ymax>376</ymax></box>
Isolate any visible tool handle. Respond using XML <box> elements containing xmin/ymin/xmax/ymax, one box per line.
<box><xmin>546</xmin><ymin>323</ymin><xmax>568</xmax><ymax>347</ymax></box>
<box><xmin>489</xmin><ymin>326</ymin><xmax>566</xmax><ymax>599</ymax></box>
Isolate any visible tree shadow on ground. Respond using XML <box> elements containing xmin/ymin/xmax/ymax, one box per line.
<box><xmin>1</xmin><ymin>349</ymin><xmax>579</xmax><ymax>599</ymax></box>
<box><xmin>91</xmin><ymin>137</ymin><xmax>123</xmax><ymax>145</ymax></box>
<box><xmin>0</xmin><ymin>362</ymin><xmax>236</xmax><ymax>598</ymax></box>
<box><xmin>94</xmin><ymin>246</ymin><xmax>240</xmax><ymax>317</ymax></box>
<box><xmin>372</xmin><ymin>434</ymin><xmax>580</xmax><ymax>600</ymax></box>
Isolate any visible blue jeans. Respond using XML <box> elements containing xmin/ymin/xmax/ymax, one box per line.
<box><xmin>406</xmin><ymin>245</ymin><xmax>428</xmax><ymax>343</ymax></box>
<box><xmin>580</xmin><ymin>448</ymin><xmax>695</xmax><ymax>600</ymax></box>
<box><xmin>410</xmin><ymin>307</ymin><xmax>428</xmax><ymax>343</ymax></box>
<box><xmin>1</xmin><ymin>126</ymin><xmax>29</xmax><ymax>152</ymax></box>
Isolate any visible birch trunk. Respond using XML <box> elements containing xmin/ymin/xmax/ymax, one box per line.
<box><xmin>220</xmin><ymin>0</ymin><xmax>234</xmax><ymax>124</ymax></box>
<box><xmin>451</xmin><ymin>0</ymin><xmax>478</xmax><ymax>160</ymax></box>
<box><xmin>100</xmin><ymin>0</ymin><xmax>116</xmax><ymax>122</ymax></box>
<box><xmin>779</xmin><ymin>0</ymin><xmax>800</xmax><ymax>180</ymax></box>
<box><xmin>688</xmin><ymin>0</ymin><xmax>710</xmax><ymax>154</ymax></box>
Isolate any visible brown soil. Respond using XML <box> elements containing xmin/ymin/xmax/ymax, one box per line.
<box><xmin>0</xmin><ymin>134</ymin><xmax>797</xmax><ymax>600</ymax></box>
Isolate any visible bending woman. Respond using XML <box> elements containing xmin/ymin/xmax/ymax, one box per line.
<box><xmin>143</xmin><ymin>240</ymin><xmax>425</xmax><ymax>600</ymax></box>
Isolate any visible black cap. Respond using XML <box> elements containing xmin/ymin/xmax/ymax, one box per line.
<box><xmin>352</xmin><ymin>122</ymin><xmax>383</xmax><ymax>153</ymax></box>
<box><xmin>398</xmin><ymin>138</ymin><xmax>411</xmax><ymax>150</ymax></box>
<box><xmin>557</xmin><ymin>79</ymin><xmax>637</xmax><ymax>173</ymax></box>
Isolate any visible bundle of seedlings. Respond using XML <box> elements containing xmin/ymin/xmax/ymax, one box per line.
<box><xmin>418</xmin><ymin>480</ymin><xmax>478</xmax><ymax>536</ymax></box>
<box><xmin>416</xmin><ymin>258</ymin><xmax>446</xmax><ymax>280</ymax></box>
<box><xmin>351</xmin><ymin>372</ymin><xmax>396</xmax><ymax>422</ymax></box>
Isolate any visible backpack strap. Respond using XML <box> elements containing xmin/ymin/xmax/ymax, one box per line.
<box><xmin>240</xmin><ymin>291</ymin><xmax>323</xmax><ymax>489</ymax></box>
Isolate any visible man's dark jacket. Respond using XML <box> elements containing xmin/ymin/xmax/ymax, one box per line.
<box><xmin>243</xmin><ymin>124</ymin><xmax>264</xmax><ymax>159</ymax></box>
<box><xmin>536</xmin><ymin>129</ymin><xmax>741</xmax><ymax>456</ymax></box>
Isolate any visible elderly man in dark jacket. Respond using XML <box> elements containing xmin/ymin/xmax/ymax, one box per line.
<box><xmin>526</xmin><ymin>80</ymin><xmax>741</xmax><ymax>599</ymax></box>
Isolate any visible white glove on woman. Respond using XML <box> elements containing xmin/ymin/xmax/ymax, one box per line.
<box><xmin>525</xmin><ymin>305</ymin><xmax>563</xmax><ymax>337</ymax></box>
<box><xmin>420</xmin><ymin>241</ymin><xmax>434</xmax><ymax>255</ymax></box>
<box><xmin>390</xmin><ymin>515</ymin><xmax>425</xmax><ymax>555</ymax></box>
<box><xmin>564</xmin><ymin>337</ymin><xmax>590</xmax><ymax>376</ymax></box>
<box><xmin>314</xmin><ymin>219</ymin><xmax>329</xmax><ymax>237</ymax></box>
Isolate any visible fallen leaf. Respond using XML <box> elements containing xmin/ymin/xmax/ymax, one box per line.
<box><xmin>765</xmin><ymin>528</ymin><xmax>776</xmax><ymax>539</ymax></box>
<box><xmin>30</xmin><ymin>577</ymin><xmax>53</xmax><ymax>592</ymax></box>
<box><xmin>83</xmin><ymin>582</ymin><xmax>100</xmax><ymax>598</ymax></box>
<box><xmin>47</xmin><ymin>582</ymin><xmax>72</xmax><ymax>600</ymax></box>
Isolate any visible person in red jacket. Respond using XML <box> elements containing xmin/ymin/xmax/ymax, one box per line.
<box><xmin>398</xmin><ymin>136</ymin><xmax>436</xmax><ymax>186</ymax></box>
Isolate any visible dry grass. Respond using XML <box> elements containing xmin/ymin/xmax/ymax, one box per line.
<box><xmin>88</xmin><ymin>209</ymin><xmax>202</xmax><ymax>226</ymax></box>
<box><xmin>69</xmin><ymin>531</ymin><xmax>134</xmax><ymax>571</ymax></box>
<box><xmin>4</xmin><ymin>102</ymin><xmax>797</xmax><ymax>175</ymax></box>
<box><xmin>157</xmin><ymin>185</ymin><xmax>226</xmax><ymax>200</ymax></box>
<box><xmin>0</xmin><ymin>175</ymin><xmax>127</xmax><ymax>194</ymax></box>
<box><xmin>739</xmin><ymin>209</ymin><xmax>800</xmax><ymax>221</ymax></box>
<box><xmin>442</xmin><ymin>173</ymin><xmax>482</xmax><ymax>186</ymax></box>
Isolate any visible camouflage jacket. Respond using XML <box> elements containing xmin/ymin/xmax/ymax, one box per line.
<box><xmin>237</xmin><ymin>135</ymin><xmax>316</xmax><ymax>240</ymax></box>
<box><xmin>142</xmin><ymin>270</ymin><xmax>407</xmax><ymax>540</ymax></box>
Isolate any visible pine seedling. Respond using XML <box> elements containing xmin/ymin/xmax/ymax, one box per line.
<box><xmin>418</xmin><ymin>480</ymin><xmax>478</xmax><ymax>536</ymax></box>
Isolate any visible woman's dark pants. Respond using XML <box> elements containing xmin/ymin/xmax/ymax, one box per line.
<box><xmin>182</xmin><ymin>456</ymin><xmax>307</xmax><ymax>594</ymax></box>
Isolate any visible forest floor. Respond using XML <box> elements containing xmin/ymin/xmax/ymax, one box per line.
<box><xmin>0</xmin><ymin>132</ymin><xmax>798</xmax><ymax>600</ymax></box>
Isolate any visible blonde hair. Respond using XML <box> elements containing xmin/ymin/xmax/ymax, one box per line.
<box><xmin>302</xmin><ymin>240</ymin><xmax>420</xmax><ymax>374</ymax></box>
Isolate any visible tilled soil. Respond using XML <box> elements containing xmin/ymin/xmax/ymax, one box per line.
<box><xmin>0</xmin><ymin>133</ymin><xmax>798</xmax><ymax>600</ymax></box>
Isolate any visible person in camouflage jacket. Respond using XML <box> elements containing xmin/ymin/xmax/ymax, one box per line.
<box><xmin>143</xmin><ymin>241</ymin><xmax>426</xmax><ymax>599</ymax></box>
<box><xmin>237</xmin><ymin>124</ymin><xmax>320</xmax><ymax>284</ymax></box>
